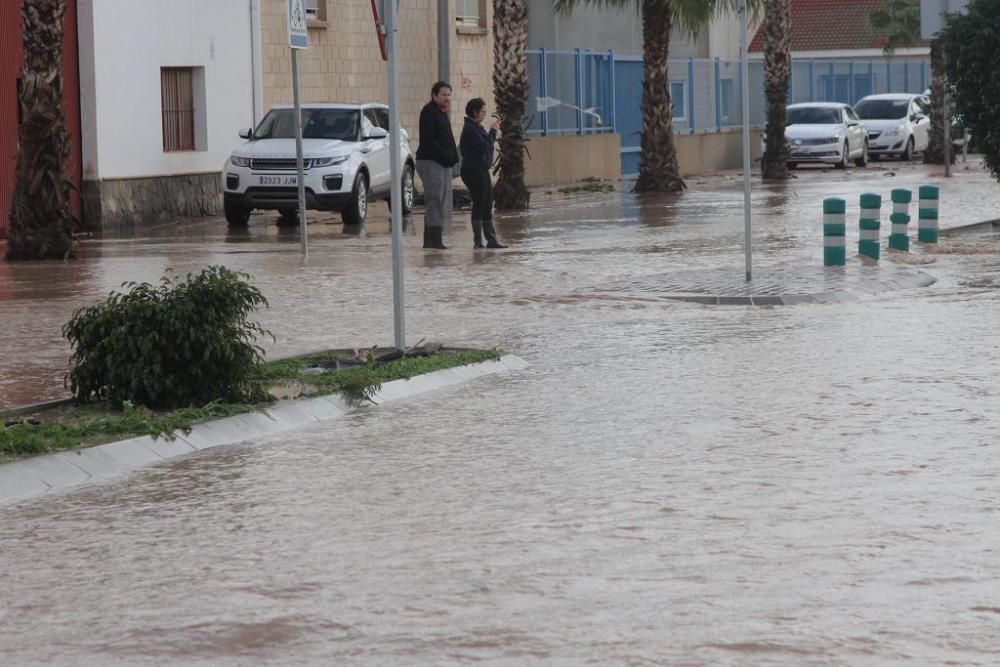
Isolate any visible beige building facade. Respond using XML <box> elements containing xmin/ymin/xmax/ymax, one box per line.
<box><xmin>258</xmin><ymin>0</ymin><xmax>496</xmax><ymax>149</ymax></box>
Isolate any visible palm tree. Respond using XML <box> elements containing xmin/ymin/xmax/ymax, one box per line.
<box><xmin>554</xmin><ymin>0</ymin><xmax>744</xmax><ymax>193</ymax></box>
<box><xmin>492</xmin><ymin>0</ymin><xmax>531</xmax><ymax>209</ymax></box>
<box><xmin>6</xmin><ymin>0</ymin><xmax>76</xmax><ymax>261</ymax></box>
<box><xmin>760</xmin><ymin>0</ymin><xmax>791</xmax><ymax>180</ymax></box>
<box><xmin>923</xmin><ymin>39</ymin><xmax>950</xmax><ymax>164</ymax></box>
<box><xmin>870</xmin><ymin>0</ymin><xmax>950</xmax><ymax>164</ymax></box>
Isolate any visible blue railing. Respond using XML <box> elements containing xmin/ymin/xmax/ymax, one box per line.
<box><xmin>527</xmin><ymin>49</ymin><xmax>617</xmax><ymax>136</ymax></box>
<box><xmin>526</xmin><ymin>49</ymin><xmax>931</xmax><ymax>175</ymax></box>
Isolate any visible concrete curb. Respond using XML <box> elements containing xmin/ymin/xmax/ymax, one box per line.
<box><xmin>593</xmin><ymin>265</ymin><xmax>937</xmax><ymax>306</ymax></box>
<box><xmin>0</xmin><ymin>354</ymin><xmax>529</xmax><ymax>506</ymax></box>
<box><xmin>940</xmin><ymin>218</ymin><xmax>1000</xmax><ymax>236</ymax></box>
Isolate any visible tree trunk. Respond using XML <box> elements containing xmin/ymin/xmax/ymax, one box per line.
<box><xmin>761</xmin><ymin>0</ymin><xmax>791</xmax><ymax>180</ymax></box>
<box><xmin>923</xmin><ymin>39</ymin><xmax>952</xmax><ymax>165</ymax></box>
<box><xmin>492</xmin><ymin>0</ymin><xmax>531</xmax><ymax>210</ymax></box>
<box><xmin>6</xmin><ymin>0</ymin><xmax>76</xmax><ymax>261</ymax></box>
<box><xmin>634</xmin><ymin>0</ymin><xmax>685</xmax><ymax>193</ymax></box>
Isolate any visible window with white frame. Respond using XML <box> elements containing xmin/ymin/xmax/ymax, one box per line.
<box><xmin>669</xmin><ymin>81</ymin><xmax>686</xmax><ymax>120</ymax></box>
<box><xmin>720</xmin><ymin>79</ymin><xmax>734</xmax><ymax>122</ymax></box>
<box><xmin>305</xmin><ymin>0</ymin><xmax>326</xmax><ymax>22</ymax></box>
<box><xmin>456</xmin><ymin>0</ymin><xmax>484</xmax><ymax>26</ymax></box>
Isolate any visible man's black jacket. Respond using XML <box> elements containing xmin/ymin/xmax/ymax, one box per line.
<box><xmin>416</xmin><ymin>101</ymin><xmax>459</xmax><ymax>168</ymax></box>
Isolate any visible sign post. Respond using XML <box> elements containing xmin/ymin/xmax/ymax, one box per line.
<box><xmin>288</xmin><ymin>0</ymin><xmax>309</xmax><ymax>255</ymax></box>
<box><xmin>739</xmin><ymin>0</ymin><xmax>753</xmax><ymax>282</ymax></box>
<box><xmin>375</xmin><ymin>0</ymin><xmax>406</xmax><ymax>350</ymax></box>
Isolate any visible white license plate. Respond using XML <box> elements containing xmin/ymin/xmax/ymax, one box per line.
<box><xmin>258</xmin><ymin>175</ymin><xmax>298</xmax><ymax>186</ymax></box>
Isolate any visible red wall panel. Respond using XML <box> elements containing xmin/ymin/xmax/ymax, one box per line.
<box><xmin>0</xmin><ymin>1</ymin><xmax>82</xmax><ymax>240</ymax></box>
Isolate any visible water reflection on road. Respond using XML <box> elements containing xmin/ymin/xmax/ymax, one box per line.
<box><xmin>2</xmin><ymin>164</ymin><xmax>1000</xmax><ymax>664</ymax></box>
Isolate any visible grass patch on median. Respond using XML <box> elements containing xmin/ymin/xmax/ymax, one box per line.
<box><xmin>1</xmin><ymin>347</ymin><xmax>502</xmax><ymax>462</ymax></box>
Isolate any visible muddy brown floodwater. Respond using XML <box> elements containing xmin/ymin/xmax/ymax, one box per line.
<box><xmin>2</xmin><ymin>162</ymin><xmax>1000</xmax><ymax>665</ymax></box>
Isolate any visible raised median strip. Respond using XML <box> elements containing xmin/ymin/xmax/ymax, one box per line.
<box><xmin>0</xmin><ymin>354</ymin><xmax>528</xmax><ymax>506</ymax></box>
<box><xmin>589</xmin><ymin>265</ymin><xmax>936</xmax><ymax>306</ymax></box>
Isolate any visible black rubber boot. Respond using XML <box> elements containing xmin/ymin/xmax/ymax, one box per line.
<box><xmin>422</xmin><ymin>223</ymin><xmax>432</xmax><ymax>248</ymax></box>
<box><xmin>427</xmin><ymin>225</ymin><xmax>447</xmax><ymax>250</ymax></box>
<box><xmin>483</xmin><ymin>220</ymin><xmax>507</xmax><ymax>249</ymax></box>
<box><xmin>472</xmin><ymin>220</ymin><xmax>484</xmax><ymax>249</ymax></box>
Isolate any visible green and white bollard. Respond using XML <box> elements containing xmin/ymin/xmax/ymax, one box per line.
<box><xmin>858</xmin><ymin>193</ymin><xmax>881</xmax><ymax>261</ymax></box>
<box><xmin>823</xmin><ymin>197</ymin><xmax>846</xmax><ymax>266</ymax></box>
<box><xmin>918</xmin><ymin>185</ymin><xmax>939</xmax><ymax>243</ymax></box>
<box><xmin>888</xmin><ymin>188</ymin><xmax>911</xmax><ymax>251</ymax></box>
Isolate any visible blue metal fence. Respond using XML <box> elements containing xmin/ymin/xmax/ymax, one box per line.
<box><xmin>527</xmin><ymin>49</ymin><xmax>616</xmax><ymax>136</ymax></box>
<box><xmin>526</xmin><ymin>49</ymin><xmax>931</xmax><ymax>176</ymax></box>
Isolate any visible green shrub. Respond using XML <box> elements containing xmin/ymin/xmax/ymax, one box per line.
<box><xmin>63</xmin><ymin>266</ymin><xmax>272</xmax><ymax>408</ymax></box>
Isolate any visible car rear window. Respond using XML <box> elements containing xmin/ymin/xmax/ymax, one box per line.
<box><xmin>254</xmin><ymin>109</ymin><xmax>360</xmax><ymax>141</ymax></box>
<box><xmin>854</xmin><ymin>99</ymin><xmax>909</xmax><ymax>120</ymax></box>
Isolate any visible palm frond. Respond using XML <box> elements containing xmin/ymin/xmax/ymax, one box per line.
<box><xmin>554</xmin><ymin>0</ymin><xmax>761</xmax><ymax>32</ymax></box>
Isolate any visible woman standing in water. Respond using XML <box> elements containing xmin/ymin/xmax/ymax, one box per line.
<box><xmin>459</xmin><ymin>98</ymin><xmax>507</xmax><ymax>249</ymax></box>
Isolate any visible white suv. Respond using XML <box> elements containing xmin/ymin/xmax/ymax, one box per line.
<box><xmin>223</xmin><ymin>103</ymin><xmax>415</xmax><ymax>226</ymax></box>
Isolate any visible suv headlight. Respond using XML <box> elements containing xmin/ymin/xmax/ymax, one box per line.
<box><xmin>312</xmin><ymin>156</ymin><xmax>349</xmax><ymax>167</ymax></box>
<box><xmin>883</xmin><ymin>126</ymin><xmax>904</xmax><ymax>138</ymax></box>
<box><xmin>230</xmin><ymin>156</ymin><xmax>250</xmax><ymax>167</ymax></box>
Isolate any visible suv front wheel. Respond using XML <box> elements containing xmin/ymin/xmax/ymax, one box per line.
<box><xmin>342</xmin><ymin>172</ymin><xmax>368</xmax><ymax>225</ymax></box>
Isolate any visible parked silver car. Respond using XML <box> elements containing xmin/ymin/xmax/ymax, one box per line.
<box><xmin>854</xmin><ymin>93</ymin><xmax>930</xmax><ymax>161</ymax></box>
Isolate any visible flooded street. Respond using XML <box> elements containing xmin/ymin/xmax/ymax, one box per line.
<box><xmin>2</xmin><ymin>163</ymin><xmax>1000</xmax><ymax>664</ymax></box>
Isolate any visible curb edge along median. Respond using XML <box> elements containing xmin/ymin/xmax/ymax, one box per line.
<box><xmin>0</xmin><ymin>355</ymin><xmax>530</xmax><ymax>506</ymax></box>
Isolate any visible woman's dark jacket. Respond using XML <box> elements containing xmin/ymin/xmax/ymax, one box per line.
<box><xmin>416</xmin><ymin>101</ymin><xmax>458</xmax><ymax>168</ymax></box>
<box><xmin>459</xmin><ymin>117</ymin><xmax>496</xmax><ymax>172</ymax></box>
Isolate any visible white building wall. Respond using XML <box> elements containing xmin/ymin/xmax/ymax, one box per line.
<box><xmin>79</xmin><ymin>0</ymin><xmax>254</xmax><ymax>180</ymax></box>
<box><xmin>705</xmin><ymin>14</ymin><xmax>761</xmax><ymax>60</ymax></box>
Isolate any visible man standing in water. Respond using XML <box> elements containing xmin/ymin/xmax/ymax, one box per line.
<box><xmin>416</xmin><ymin>81</ymin><xmax>459</xmax><ymax>250</ymax></box>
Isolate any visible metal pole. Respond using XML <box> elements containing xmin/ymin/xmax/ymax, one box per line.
<box><xmin>437</xmin><ymin>0</ymin><xmax>449</xmax><ymax>82</ymax></box>
<box><xmin>386</xmin><ymin>0</ymin><xmax>405</xmax><ymax>349</ymax></box>
<box><xmin>608</xmin><ymin>49</ymin><xmax>618</xmax><ymax>132</ymax></box>
<box><xmin>437</xmin><ymin>0</ymin><xmax>453</xmax><ymax>237</ymax></box>
<box><xmin>250</xmin><ymin>0</ymin><xmax>264</xmax><ymax>124</ymax></box>
<box><xmin>943</xmin><ymin>90</ymin><xmax>951</xmax><ymax>177</ymax></box>
<box><xmin>291</xmin><ymin>48</ymin><xmax>308</xmax><ymax>255</ymax></box>
<box><xmin>739</xmin><ymin>0</ymin><xmax>752</xmax><ymax>282</ymax></box>
<box><xmin>687</xmin><ymin>57</ymin><xmax>695</xmax><ymax>134</ymax></box>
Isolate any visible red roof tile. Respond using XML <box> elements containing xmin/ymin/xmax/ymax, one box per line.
<box><xmin>749</xmin><ymin>0</ymin><xmax>929</xmax><ymax>52</ymax></box>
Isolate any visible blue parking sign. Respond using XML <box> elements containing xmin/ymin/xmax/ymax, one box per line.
<box><xmin>288</xmin><ymin>0</ymin><xmax>308</xmax><ymax>49</ymax></box>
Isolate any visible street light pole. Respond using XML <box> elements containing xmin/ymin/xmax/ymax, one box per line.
<box><xmin>386</xmin><ymin>0</ymin><xmax>405</xmax><ymax>349</ymax></box>
<box><xmin>740</xmin><ymin>0</ymin><xmax>753</xmax><ymax>282</ymax></box>
<box><xmin>291</xmin><ymin>48</ymin><xmax>308</xmax><ymax>256</ymax></box>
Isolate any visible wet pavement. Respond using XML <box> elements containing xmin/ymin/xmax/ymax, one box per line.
<box><xmin>2</xmin><ymin>159</ymin><xmax>1000</xmax><ymax>664</ymax></box>
<box><xmin>2</xmin><ymin>158</ymin><xmax>996</xmax><ymax>409</ymax></box>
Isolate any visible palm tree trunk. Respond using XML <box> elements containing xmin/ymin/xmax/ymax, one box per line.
<box><xmin>6</xmin><ymin>0</ymin><xmax>76</xmax><ymax>261</ymax></box>
<box><xmin>634</xmin><ymin>0</ymin><xmax>685</xmax><ymax>193</ymax></box>
<box><xmin>761</xmin><ymin>0</ymin><xmax>791</xmax><ymax>180</ymax></box>
<box><xmin>492</xmin><ymin>0</ymin><xmax>531</xmax><ymax>210</ymax></box>
<box><xmin>923</xmin><ymin>39</ymin><xmax>952</xmax><ymax>165</ymax></box>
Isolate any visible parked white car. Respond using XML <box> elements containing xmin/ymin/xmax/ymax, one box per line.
<box><xmin>223</xmin><ymin>103</ymin><xmax>415</xmax><ymax>226</ymax></box>
<box><xmin>853</xmin><ymin>93</ymin><xmax>930</xmax><ymax>161</ymax></box>
<box><xmin>919</xmin><ymin>88</ymin><xmax>973</xmax><ymax>151</ymax></box>
<box><xmin>779</xmin><ymin>102</ymin><xmax>868</xmax><ymax>169</ymax></box>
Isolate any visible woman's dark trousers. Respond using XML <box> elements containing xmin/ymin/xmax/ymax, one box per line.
<box><xmin>460</xmin><ymin>167</ymin><xmax>503</xmax><ymax>248</ymax></box>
